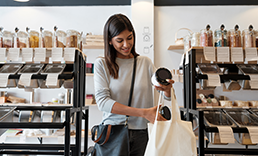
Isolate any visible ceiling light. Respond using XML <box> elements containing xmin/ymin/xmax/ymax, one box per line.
<box><xmin>14</xmin><ymin>0</ymin><xmax>30</xmax><ymax>2</ymax></box>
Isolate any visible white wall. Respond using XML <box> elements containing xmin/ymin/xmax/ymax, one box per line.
<box><xmin>1</xmin><ymin>5</ymin><xmax>258</xmax><ymax>128</ymax></box>
<box><xmin>154</xmin><ymin>5</ymin><xmax>258</xmax><ymax>105</ymax></box>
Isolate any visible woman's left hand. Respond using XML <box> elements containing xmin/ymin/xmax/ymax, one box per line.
<box><xmin>154</xmin><ymin>79</ymin><xmax>174</xmax><ymax>97</ymax></box>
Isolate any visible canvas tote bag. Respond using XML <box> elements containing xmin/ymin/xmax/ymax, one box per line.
<box><xmin>145</xmin><ymin>87</ymin><xmax>197</xmax><ymax>156</ymax></box>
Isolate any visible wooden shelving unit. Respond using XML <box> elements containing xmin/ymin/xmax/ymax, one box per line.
<box><xmin>83</xmin><ymin>44</ymin><xmax>104</xmax><ymax>49</ymax></box>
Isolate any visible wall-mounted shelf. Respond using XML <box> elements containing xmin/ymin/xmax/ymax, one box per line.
<box><xmin>83</xmin><ymin>44</ymin><xmax>104</xmax><ymax>49</ymax></box>
<box><xmin>167</xmin><ymin>45</ymin><xmax>184</xmax><ymax>50</ymax></box>
<box><xmin>86</xmin><ymin>73</ymin><xmax>94</xmax><ymax>76</ymax></box>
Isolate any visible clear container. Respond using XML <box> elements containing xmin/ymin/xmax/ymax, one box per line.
<box><xmin>191</xmin><ymin>32</ymin><xmax>200</xmax><ymax>47</ymax></box>
<box><xmin>66</xmin><ymin>30</ymin><xmax>79</xmax><ymax>48</ymax></box>
<box><xmin>255</xmin><ymin>30</ymin><xmax>258</xmax><ymax>48</ymax></box>
<box><xmin>43</xmin><ymin>30</ymin><xmax>53</xmax><ymax>48</ymax></box>
<box><xmin>13</xmin><ymin>28</ymin><xmax>19</xmax><ymax>48</ymax></box>
<box><xmin>29</xmin><ymin>30</ymin><xmax>39</xmax><ymax>48</ymax></box>
<box><xmin>183</xmin><ymin>35</ymin><xmax>191</xmax><ymax>53</ymax></box>
<box><xmin>242</xmin><ymin>25</ymin><xmax>256</xmax><ymax>48</ymax></box>
<box><xmin>0</xmin><ymin>27</ymin><xmax>3</xmax><ymax>48</ymax></box>
<box><xmin>200</xmin><ymin>25</ymin><xmax>213</xmax><ymax>47</ymax></box>
<box><xmin>228</xmin><ymin>25</ymin><xmax>241</xmax><ymax>47</ymax></box>
<box><xmin>2</xmin><ymin>30</ymin><xmax>13</xmax><ymax>48</ymax></box>
<box><xmin>17</xmin><ymin>31</ymin><xmax>29</xmax><ymax>48</ymax></box>
<box><xmin>56</xmin><ymin>30</ymin><xmax>66</xmax><ymax>48</ymax></box>
<box><xmin>214</xmin><ymin>24</ymin><xmax>228</xmax><ymax>47</ymax></box>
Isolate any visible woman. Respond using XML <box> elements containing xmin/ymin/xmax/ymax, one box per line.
<box><xmin>94</xmin><ymin>14</ymin><xmax>174</xmax><ymax>156</ymax></box>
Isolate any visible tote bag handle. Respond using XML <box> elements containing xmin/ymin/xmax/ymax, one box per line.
<box><xmin>171</xmin><ymin>87</ymin><xmax>181</xmax><ymax>121</ymax></box>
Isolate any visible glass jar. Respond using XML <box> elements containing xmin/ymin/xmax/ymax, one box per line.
<box><xmin>183</xmin><ymin>35</ymin><xmax>191</xmax><ymax>53</ymax></box>
<box><xmin>56</xmin><ymin>30</ymin><xmax>67</xmax><ymax>48</ymax></box>
<box><xmin>200</xmin><ymin>25</ymin><xmax>213</xmax><ymax>47</ymax></box>
<box><xmin>191</xmin><ymin>32</ymin><xmax>200</xmax><ymax>47</ymax></box>
<box><xmin>17</xmin><ymin>31</ymin><xmax>28</xmax><ymax>48</ymax></box>
<box><xmin>29</xmin><ymin>30</ymin><xmax>39</xmax><ymax>48</ymax></box>
<box><xmin>214</xmin><ymin>24</ymin><xmax>227</xmax><ymax>47</ymax></box>
<box><xmin>242</xmin><ymin>25</ymin><xmax>256</xmax><ymax>48</ymax></box>
<box><xmin>0</xmin><ymin>27</ymin><xmax>3</xmax><ymax>48</ymax></box>
<box><xmin>43</xmin><ymin>30</ymin><xmax>53</xmax><ymax>48</ymax></box>
<box><xmin>228</xmin><ymin>25</ymin><xmax>241</xmax><ymax>47</ymax></box>
<box><xmin>2</xmin><ymin>30</ymin><xmax>13</xmax><ymax>48</ymax></box>
<box><xmin>66</xmin><ymin>30</ymin><xmax>79</xmax><ymax>48</ymax></box>
<box><xmin>255</xmin><ymin>30</ymin><xmax>258</xmax><ymax>48</ymax></box>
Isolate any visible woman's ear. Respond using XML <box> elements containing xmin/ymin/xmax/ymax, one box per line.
<box><xmin>109</xmin><ymin>41</ymin><xmax>112</xmax><ymax>45</ymax></box>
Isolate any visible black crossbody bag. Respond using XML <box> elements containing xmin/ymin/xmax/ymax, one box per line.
<box><xmin>88</xmin><ymin>56</ymin><xmax>137</xmax><ymax>156</ymax></box>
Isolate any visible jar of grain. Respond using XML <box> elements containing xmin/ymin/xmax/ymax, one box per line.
<box><xmin>2</xmin><ymin>30</ymin><xmax>13</xmax><ymax>48</ymax></box>
<box><xmin>214</xmin><ymin>24</ymin><xmax>227</xmax><ymax>47</ymax></box>
<box><xmin>242</xmin><ymin>25</ymin><xmax>256</xmax><ymax>48</ymax></box>
<box><xmin>29</xmin><ymin>30</ymin><xmax>39</xmax><ymax>48</ymax></box>
<box><xmin>17</xmin><ymin>31</ymin><xmax>29</xmax><ymax>48</ymax></box>
<box><xmin>0</xmin><ymin>27</ymin><xmax>3</xmax><ymax>48</ymax></box>
<box><xmin>66</xmin><ymin>30</ymin><xmax>79</xmax><ymax>48</ymax></box>
<box><xmin>200</xmin><ymin>25</ymin><xmax>213</xmax><ymax>47</ymax></box>
<box><xmin>43</xmin><ymin>30</ymin><xmax>53</xmax><ymax>48</ymax></box>
<box><xmin>56</xmin><ymin>30</ymin><xmax>67</xmax><ymax>48</ymax></box>
<box><xmin>228</xmin><ymin>25</ymin><xmax>241</xmax><ymax>47</ymax></box>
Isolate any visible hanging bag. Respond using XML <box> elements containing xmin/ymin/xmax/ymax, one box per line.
<box><xmin>145</xmin><ymin>87</ymin><xmax>197</xmax><ymax>156</ymax></box>
<box><xmin>88</xmin><ymin>56</ymin><xmax>137</xmax><ymax>156</ymax></box>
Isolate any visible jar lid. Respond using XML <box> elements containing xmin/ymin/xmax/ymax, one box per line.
<box><xmin>155</xmin><ymin>68</ymin><xmax>172</xmax><ymax>86</ymax></box>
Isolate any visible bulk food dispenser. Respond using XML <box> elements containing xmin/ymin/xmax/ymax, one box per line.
<box><xmin>214</xmin><ymin>24</ymin><xmax>228</xmax><ymax>47</ymax></box>
<box><xmin>200</xmin><ymin>25</ymin><xmax>213</xmax><ymax>47</ymax></box>
<box><xmin>242</xmin><ymin>25</ymin><xmax>256</xmax><ymax>48</ymax></box>
<box><xmin>228</xmin><ymin>25</ymin><xmax>241</xmax><ymax>47</ymax></box>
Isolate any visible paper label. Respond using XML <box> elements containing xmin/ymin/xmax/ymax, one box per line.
<box><xmin>246</xmin><ymin>126</ymin><xmax>258</xmax><ymax>143</ymax></box>
<box><xmin>51</xmin><ymin>48</ymin><xmax>63</xmax><ymax>62</ymax></box>
<box><xmin>64</xmin><ymin>48</ymin><xmax>75</xmax><ymax>62</ymax></box>
<box><xmin>217</xmin><ymin>126</ymin><xmax>235</xmax><ymax>143</ymax></box>
<box><xmin>249</xmin><ymin>75</ymin><xmax>258</xmax><ymax>89</ymax></box>
<box><xmin>34</xmin><ymin>48</ymin><xmax>46</xmax><ymax>62</ymax></box>
<box><xmin>0</xmin><ymin>74</ymin><xmax>9</xmax><ymax>87</ymax></box>
<box><xmin>18</xmin><ymin>74</ymin><xmax>32</xmax><ymax>86</ymax></box>
<box><xmin>207</xmin><ymin>74</ymin><xmax>221</xmax><ymax>86</ymax></box>
<box><xmin>22</xmin><ymin>48</ymin><xmax>33</xmax><ymax>62</ymax></box>
<box><xmin>231</xmin><ymin>47</ymin><xmax>243</xmax><ymax>62</ymax></box>
<box><xmin>46</xmin><ymin>74</ymin><xmax>59</xmax><ymax>86</ymax></box>
<box><xmin>245</xmin><ymin>48</ymin><xmax>257</xmax><ymax>61</ymax></box>
<box><xmin>203</xmin><ymin>47</ymin><xmax>216</xmax><ymax>61</ymax></box>
<box><xmin>217</xmin><ymin>47</ymin><xmax>230</xmax><ymax>62</ymax></box>
<box><xmin>0</xmin><ymin>48</ymin><xmax>6</xmax><ymax>62</ymax></box>
<box><xmin>7</xmin><ymin>48</ymin><xmax>20</xmax><ymax>61</ymax></box>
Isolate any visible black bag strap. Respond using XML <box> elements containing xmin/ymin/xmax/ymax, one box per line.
<box><xmin>128</xmin><ymin>56</ymin><xmax>137</xmax><ymax>107</ymax></box>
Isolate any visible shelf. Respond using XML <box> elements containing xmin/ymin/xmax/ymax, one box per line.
<box><xmin>83</xmin><ymin>44</ymin><xmax>104</xmax><ymax>49</ymax></box>
<box><xmin>86</xmin><ymin>73</ymin><xmax>94</xmax><ymax>76</ymax></box>
<box><xmin>167</xmin><ymin>45</ymin><xmax>184</xmax><ymax>50</ymax></box>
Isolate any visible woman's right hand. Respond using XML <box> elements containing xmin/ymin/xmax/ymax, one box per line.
<box><xmin>142</xmin><ymin>106</ymin><xmax>167</xmax><ymax>124</ymax></box>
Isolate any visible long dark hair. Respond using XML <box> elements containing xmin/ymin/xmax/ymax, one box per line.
<box><xmin>103</xmin><ymin>14</ymin><xmax>139</xmax><ymax>79</ymax></box>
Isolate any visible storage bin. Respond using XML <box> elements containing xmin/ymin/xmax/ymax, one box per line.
<box><xmin>214</xmin><ymin>24</ymin><xmax>228</xmax><ymax>47</ymax></box>
<box><xmin>0</xmin><ymin>107</ymin><xmax>16</xmax><ymax>135</ymax></box>
<box><xmin>0</xmin><ymin>64</ymin><xmax>23</xmax><ymax>88</ymax></box>
<box><xmin>66</xmin><ymin>29</ymin><xmax>79</xmax><ymax>48</ymax></box>
<box><xmin>224</xmin><ymin>108</ymin><xmax>258</xmax><ymax>145</ymax></box>
<box><xmin>228</xmin><ymin>25</ymin><xmax>241</xmax><ymax>47</ymax></box>
<box><xmin>201</xmin><ymin>109</ymin><xmax>236</xmax><ymax>144</ymax></box>
<box><xmin>242</xmin><ymin>25</ymin><xmax>256</xmax><ymax>48</ymax></box>
<box><xmin>200</xmin><ymin>25</ymin><xmax>213</xmax><ymax>47</ymax></box>
<box><xmin>2</xmin><ymin>30</ymin><xmax>13</xmax><ymax>48</ymax></box>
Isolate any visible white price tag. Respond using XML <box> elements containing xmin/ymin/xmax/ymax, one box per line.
<box><xmin>246</xmin><ymin>126</ymin><xmax>258</xmax><ymax>143</ymax></box>
<box><xmin>22</xmin><ymin>48</ymin><xmax>33</xmax><ymax>62</ymax></box>
<box><xmin>207</xmin><ymin>74</ymin><xmax>221</xmax><ymax>86</ymax></box>
<box><xmin>245</xmin><ymin>48</ymin><xmax>257</xmax><ymax>61</ymax></box>
<box><xmin>203</xmin><ymin>47</ymin><xmax>216</xmax><ymax>61</ymax></box>
<box><xmin>46</xmin><ymin>74</ymin><xmax>59</xmax><ymax>86</ymax></box>
<box><xmin>217</xmin><ymin>126</ymin><xmax>235</xmax><ymax>143</ymax></box>
<box><xmin>231</xmin><ymin>47</ymin><xmax>243</xmax><ymax>62</ymax></box>
<box><xmin>18</xmin><ymin>74</ymin><xmax>32</xmax><ymax>87</ymax></box>
<box><xmin>64</xmin><ymin>48</ymin><xmax>75</xmax><ymax>62</ymax></box>
<box><xmin>51</xmin><ymin>48</ymin><xmax>63</xmax><ymax>62</ymax></box>
<box><xmin>7</xmin><ymin>48</ymin><xmax>19</xmax><ymax>61</ymax></box>
<box><xmin>34</xmin><ymin>48</ymin><xmax>46</xmax><ymax>62</ymax></box>
<box><xmin>249</xmin><ymin>75</ymin><xmax>258</xmax><ymax>89</ymax></box>
<box><xmin>0</xmin><ymin>74</ymin><xmax>9</xmax><ymax>87</ymax></box>
<box><xmin>217</xmin><ymin>47</ymin><xmax>230</xmax><ymax>62</ymax></box>
<box><xmin>0</xmin><ymin>48</ymin><xmax>6</xmax><ymax>62</ymax></box>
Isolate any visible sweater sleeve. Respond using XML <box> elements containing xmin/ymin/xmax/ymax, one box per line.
<box><xmin>94</xmin><ymin>58</ymin><xmax>116</xmax><ymax>113</ymax></box>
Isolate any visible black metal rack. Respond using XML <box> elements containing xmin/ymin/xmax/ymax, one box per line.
<box><xmin>0</xmin><ymin>49</ymin><xmax>88</xmax><ymax>156</ymax></box>
<box><xmin>182</xmin><ymin>48</ymin><xmax>258</xmax><ymax>155</ymax></box>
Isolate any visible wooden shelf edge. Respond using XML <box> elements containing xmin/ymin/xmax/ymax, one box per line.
<box><xmin>167</xmin><ymin>45</ymin><xmax>184</xmax><ymax>50</ymax></box>
<box><xmin>83</xmin><ymin>44</ymin><xmax>104</xmax><ymax>49</ymax></box>
<box><xmin>86</xmin><ymin>73</ymin><xmax>94</xmax><ymax>76</ymax></box>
